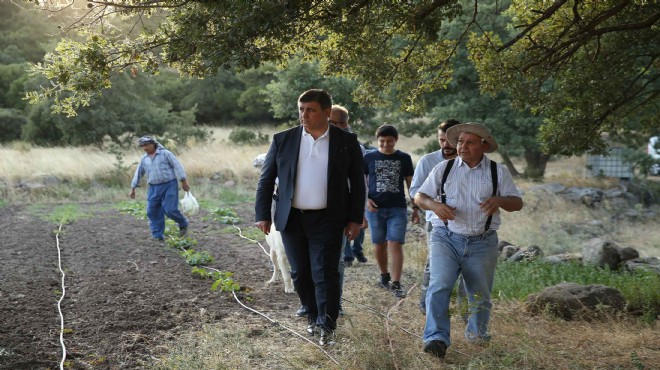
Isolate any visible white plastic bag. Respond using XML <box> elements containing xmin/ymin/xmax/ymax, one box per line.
<box><xmin>180</xmin><ymin>191</ymin><xmax>199</xmax><ymax>215</ymax></box>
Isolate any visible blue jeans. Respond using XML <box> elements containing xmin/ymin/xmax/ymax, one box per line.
<box><xmin>343</xmin><ymin>228</ymin><xmax>365</xmax><ymax>260</ymax></box>
<box><xmin>365</xmin><ymin>207</ymin><xmax>407</xmax><ymax>244</ymax></box>
<box><xmin>424</xmin><ymin>227</ymin><xmax>498</xmax><ymax>347</ymax></box>
<box><xmin>146</xmin><ymin>179</ymin><xmax>188</xmax><ymax>239</ymax></box>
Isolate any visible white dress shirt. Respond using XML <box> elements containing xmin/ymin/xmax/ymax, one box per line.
<box><xmin>292</xmin><ymin>126</ymin><xmax>330</xmax><ymax>210</ymax></box>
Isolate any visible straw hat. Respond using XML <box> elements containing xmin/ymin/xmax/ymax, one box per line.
<box><xmin>446</xmin><ymin>122</ymin><xmax>499</xmax><ymax>153</ymax></box>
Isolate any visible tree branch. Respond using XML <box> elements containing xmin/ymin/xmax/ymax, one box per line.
<box><xmin>498</xmin><ymin>0</ymin><xmax>569</xmax><ymax>52</ymax></box>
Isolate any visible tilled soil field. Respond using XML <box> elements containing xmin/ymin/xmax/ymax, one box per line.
<box><xmin>0</xmin><ymin>202</ymin><xmax>295</xmax><ymax>369</ymax></box>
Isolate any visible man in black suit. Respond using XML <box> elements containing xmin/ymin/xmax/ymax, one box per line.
<box><xmin>255</xmin><ymin>89</ymin><xmax>365</xmax><ymax>345</ymax></box>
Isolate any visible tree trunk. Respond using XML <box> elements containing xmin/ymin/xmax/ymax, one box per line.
<box><xmin>499</xmin><ymin>150</ymin><xmax>520</xmax><ymax>177</ymax></box>
<box><xmin>523</xmin><ymin>147</ymin><xmax>551</xmax><ymax>180</ymax></box>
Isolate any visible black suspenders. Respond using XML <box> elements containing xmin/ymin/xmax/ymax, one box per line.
<box><xmin>440</xmin><ymin>159</ymin><xmax>498</xmax><ymax>232</ymax></box>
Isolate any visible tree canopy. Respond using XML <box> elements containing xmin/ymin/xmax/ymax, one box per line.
<box><xmin>27</xmin><ymin>0</ymin><xmax>659</xmax><ymax>155</ymax></box>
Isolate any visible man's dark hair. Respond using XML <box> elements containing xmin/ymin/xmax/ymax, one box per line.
<box><xmin>298</xmin><ymin>89</ymin><xmax>333</xmax><ymax>110</ymax></box>
<box><xmin>376</xmin><ymin>124</ymin><xmax>399</xmax><ymax>139</ymax></box>
<box><xmin>438</xmin><ymin>118</ymin><xmax>461</xmax><ymax>133</ymax></box>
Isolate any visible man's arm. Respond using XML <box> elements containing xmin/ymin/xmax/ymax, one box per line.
<box><xmin>414</xmin><ymin>192</ymin><xmax>456</xmax><ymax>222</ymax></box>
<box><xmin>255</xmin><ymin>137</ymin><xmax>280</xmax><ymax>233</ymax></box>
<box><xmin>479</xmin><ymin>164</ymin><xmax>523</xmax><ymax>215</ymax></box>
<box><xmin>347</xmin><ymin>134</ymin><xmax>366</xmax><ymax>225</ymax></box>
<box><xmin>480</xmin><ymin>196</ymin><xmax>523</xmax><ymax>215</ymax></box>
<box><xmin>129</xmin><ymin>158</ymin><xmax>144</xmax><ymax>198</ymax></box>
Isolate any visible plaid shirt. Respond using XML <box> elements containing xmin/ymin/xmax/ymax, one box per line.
<box><xmin>131</xmin><ymin>147</ymin><xmax>186</xmax><ymax>188</ymax></box>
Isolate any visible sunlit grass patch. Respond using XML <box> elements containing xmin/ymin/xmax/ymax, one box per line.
<box><xmin>115</xmin><ymin>200</ymin><xmax>147</xmax><ymax>219</ymax></box>
<box><xmin>494</xmin><ymin>260</ymin><xmax>660</xmax><ymax>320</ymax></box>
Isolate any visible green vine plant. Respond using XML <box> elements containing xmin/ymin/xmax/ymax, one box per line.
<box><xmin>191</xmin><ymin>267</ymin><xmax>240</xmax><ymax>292</ymax></box>
<box><xmin>117</xmin><ymin>200</ymin><xmax>241</xmax><ymax>293</ymax></box>
<box><xmin>116</xmin><ymin>201</ymin><xmax>147</xmax><ymax>219</ymax></box>
<box><xmin>166</xmin><ymin>236</ymin><xmax>198</xmax><ymax>249</ymax></box>
<box><xmin>212</xmin><ymin>207</ymin><xmax>241</xmax><ymax>224</ymax></box>
<box><xmin>181</xmin><ymin>249</ymin><xmax>214</xmax><ymax>266</ymax></box>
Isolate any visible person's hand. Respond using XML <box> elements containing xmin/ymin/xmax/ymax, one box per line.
<box><xmin>345</xmin><ymin>222</ymin><xmax>361</xmax><ymax>241</ymax></box>
<box><xmin>181</xmin><ymin>179</ymin><xmax>190</xmax><ymax>192</ymax></box>
<box><xmin>411</xmin><ymin>208</ymin><xmax>421</xmax><ymax>224</ymax></box>
<box><xmin>256</xmin><ymin>220</ymin><xmax>272</xmax><ymax>235</ymax></box>
<box><xmin>367</xmin><ymin>199</ymin><xmax>378</xmax><ymax>212</ymax></box>
<box><xmin>129</xmin><ymin>188</ymin><xmax>136</xmax><ymax>199</ymax></box>
<box><xmin>433</xmin><ymin>203</ymin><xmax>456</xmax><ymax>223</ymax></box>
<box><xmin>480</xmin><ymin>197</ymin><xmax>501</xmax><ymax>216</ymax></box>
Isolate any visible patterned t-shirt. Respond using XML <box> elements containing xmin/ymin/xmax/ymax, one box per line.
<box><xmin>364</xmin><ymin>150</ymin><xmax>414</xmax><ymax>208</ymax></box>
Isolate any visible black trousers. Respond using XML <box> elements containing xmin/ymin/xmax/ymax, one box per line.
<box><xmin>280</xmin><ymin>208</ymin><xmax>343</xmax><ymax>330</ymax></box>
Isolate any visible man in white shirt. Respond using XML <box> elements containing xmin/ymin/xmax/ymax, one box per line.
<box><xmin>414</xmin><ymin>123</ymin><xmax>523</xmax><ymax>359</ymax></box>
<box><xmin>255</xmin><ymin>90</ymin><xmax>365</xmax><ymax>346</ymax></box>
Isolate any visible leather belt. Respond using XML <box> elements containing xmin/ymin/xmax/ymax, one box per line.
<box><xmin>291</xmin><ymin>207</ymin><xmax>326</xmax><ymax>213</ymax></box>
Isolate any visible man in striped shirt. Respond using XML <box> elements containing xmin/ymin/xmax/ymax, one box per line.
<box><xmin>414</xmin><ymin>123</ymin><xmax>523</xmax><ymax>359</ymax></box>
<box><xmin>130</xmin><ymin>136</ymin><xmax>190</xmax><ymax>241</ymax></box>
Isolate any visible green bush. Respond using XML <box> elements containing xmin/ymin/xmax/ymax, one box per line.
<box><xmin>0</xmin><ymin>108</ymin><xmax>27</xmax><ymax>143</ymax></box>
<box><xmin>228</xmin><ymin>127</ymin><xmax>269</xmax><ymax>145</ymax></box>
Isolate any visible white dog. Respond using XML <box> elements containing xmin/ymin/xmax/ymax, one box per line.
<box><xmin>265</xmin><ymin>224</ymin><xmax>295</xmax><ymax>293</ymax></box>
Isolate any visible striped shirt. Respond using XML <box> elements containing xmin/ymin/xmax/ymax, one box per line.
<box><xmin>131</xmin><ymin>147</ymin><xmax>187</xmax><ymax>188</ymax></box>
<box><xmin>417</xmin><ymin>155</ymin><xmax>520</xmax><ymax>236</ymax></box>
<box><xmin>409</xmin><ymin>150</ymin><xmax>446</xmax><ymax>222</ymax></box>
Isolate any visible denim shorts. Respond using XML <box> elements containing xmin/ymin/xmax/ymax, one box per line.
<box><xmin>366</xmin><ymin>207</ymin><xmax>408</xmax><ymax>244</ymax></box>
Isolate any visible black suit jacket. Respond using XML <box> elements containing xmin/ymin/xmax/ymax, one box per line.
<box><xmin>255</xmin><ymin>125</ymin><xmax>366</xmax><ymax>231</ymax></box>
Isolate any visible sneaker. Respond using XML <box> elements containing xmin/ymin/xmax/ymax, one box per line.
<box><xmin>179</xmin><ymin>226</ymin><xmax>188</xmax><ymax>237</ymax></box>
<box><xmin>306</xmin><ymin>323</ymin><xmax>317</xmax><ymax>336</ymax></box>
<box><xmin>151</xmin><ymin>236</ymin><xmax>164</xmax><ymax>242</ymax></box>
<box><xmin>377</xmin><ymin>273</ymin><xmax>391</xmax><ymax>289</ymax></box>
<box><xmin>319</xmin><ymin>328</ymin><xmax>336</xmax><ymax>346</ymax></box>
<box><xmin>355</xmin><ymin>252</ymin><xmax>368</xmax><ymax>263</ymax></box>
<box><xmin>424</xmin><ymin>340</ymin><xmax>447</xmax><ymax>358</ymax></box>
<box><xmin>296</xmin><ymin>305</ymin><xmax>308</xmax><ymax>317</ymax></box>
<box><xmin>343</xmin><ymin>257</ymin><xmax>353</xmax><ymax>267</ymax></box>
<box><xmin>391</xmin><ymin>281</ymin><xmax>406</xmax><ymax>298</ymax></box>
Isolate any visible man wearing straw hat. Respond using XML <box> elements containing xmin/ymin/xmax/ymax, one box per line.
<box><xmin>414</xmin><ymin>123</ymin><xmax>523</xmax><ymax>359</ymax></box>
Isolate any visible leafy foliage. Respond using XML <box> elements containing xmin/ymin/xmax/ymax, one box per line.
<box><xmin>180</xmin><ymin>249</ymin><xmax>214</xmax><ymax>266</ymax></box>
<box><xmin>116</xmin><ymin>201</ymin><xmax>147</xmax><ymax>219</ymax></box>
<box><xmin>212</xmin><ymin>207</ymin><xmax>241</xmax><ymax>224</ymax></box>
<box><xmin>470</xmin><ymin>1</ymin><xmax>660</xmax><ymax>155</ymax></box>
<box><xmin>0</xmin><ymin>108</ymin><xmax>26</xmax><ymax>143</ymax></box>
<box><xmin>20</xmin><ymin>0</ymin><xmax>660</xmax><ymax>155</ymax></box>
<box><xmin>46</xmin><ymin>204</ymin><xmax>90</xmax><ymax>224</ymax></box>
<box><xmin>192</xmin><ymin>267</ymin><xmax>240</xmax><ymax>292</ymax></box>
<box><xmin>228</xmin><ymin>127</ymin><xmax>269</xmax><ymax>145</ymax></box>
<box><xmin>166</xmin><ymin>237</ymin><xmax>198</xmax><ymax>250</ymax></box>
<box><xmin>22</xmin><ymin>72</ymin><xmax>208</xmax><ymax>147</ymax></box>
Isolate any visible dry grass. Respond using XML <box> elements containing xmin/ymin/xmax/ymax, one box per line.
<box><xmin>0</xmin><ymin>127</ymin><xmax>425</xmax><ymax>184</ymax></box>
<box><xmin>0</xmin><ymin>145</ymin><xmax>116</xmax><ymax>182</ymax></box>
<box><xmin>0</xmin><ymin>127</ymin><xmax>278</xmax><ymax>184</ymax></box>
<box><xmin>154</xmin><ymin>223</ymin><xmax>659</xmax><ymax>369</ymax></box>
<box><xmin>154</xmin><ymin>236</ymin><xmax>660</xmax><ymax>369</ymax></box>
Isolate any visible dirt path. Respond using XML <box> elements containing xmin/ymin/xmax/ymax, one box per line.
<box><xmin>0</xmin><ymin>202</ymin><xmax>294</xmax><ymax>369</ymax></box>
